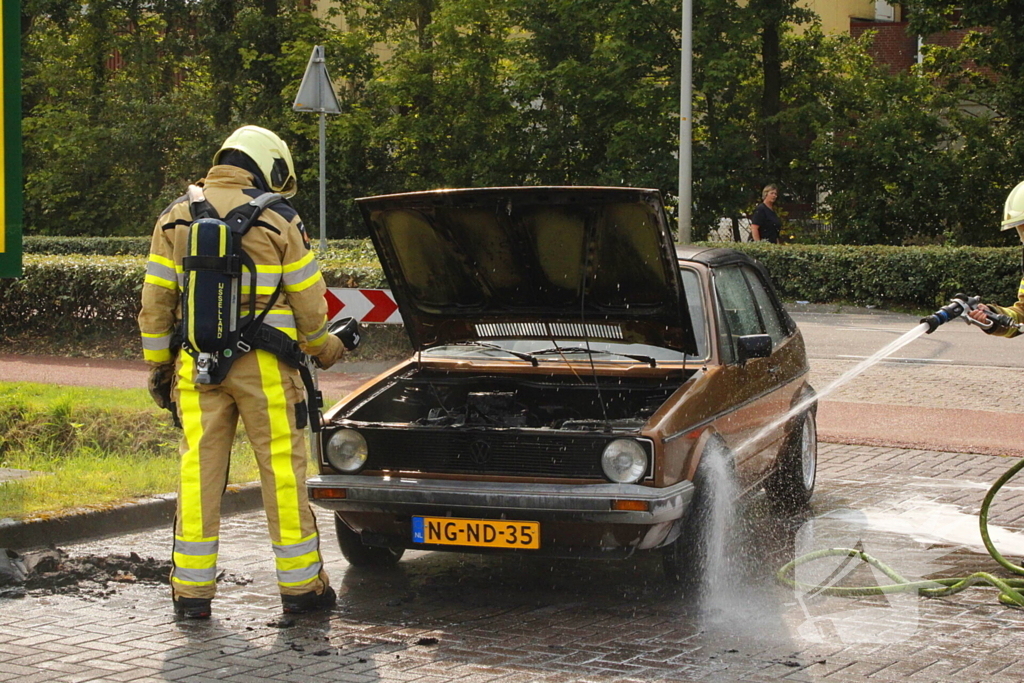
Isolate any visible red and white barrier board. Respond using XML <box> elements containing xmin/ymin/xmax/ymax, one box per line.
<box><xmin>325</xmin><ymin>288</ymin><xmax>402</xmax><ymax>324</ymax></box>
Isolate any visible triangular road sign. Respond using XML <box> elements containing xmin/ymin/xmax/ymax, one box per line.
<box><xmin>293</xmin><ymin>45</ymin><xmax>341</xmax><ymax>114</ymax></box>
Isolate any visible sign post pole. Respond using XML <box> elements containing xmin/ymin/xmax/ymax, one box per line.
<box><xmin>293</xmin><ymin>45</ymin><xmax>342</xmax><ymax>253</ymax></box>
<box><xmin>0</xmin><ymin>0</ymin><xmax>22</xmax><ymax>278</ymax></box>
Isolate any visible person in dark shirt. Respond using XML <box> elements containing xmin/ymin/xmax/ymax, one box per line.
<box><xmin>750</xmin><ymin>184</ymin><xmax>781</xmax><ymax>243</ymax></box>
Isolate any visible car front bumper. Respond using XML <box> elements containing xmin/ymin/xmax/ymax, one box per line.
<box><xmin>307</xmin><ymin>475</ymin><xmax>694</xmax><ymax>525</ymax></box>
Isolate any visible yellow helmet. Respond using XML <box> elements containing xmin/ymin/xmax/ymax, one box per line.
<box><xmin>214</xmin><ymin>125</ymin><xmax>297</xmax><ymax>198</ymax></box>
<box><xmin>1002</xmin><ymin>179</ymin><xmax>1024</xmax><ymax>242</ymax></box>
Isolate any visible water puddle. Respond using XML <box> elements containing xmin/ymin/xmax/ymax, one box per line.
<box><xmin>820</xmin><ymin>496</ymin><xmax>1024</xmax><ymax>557</ymax></box>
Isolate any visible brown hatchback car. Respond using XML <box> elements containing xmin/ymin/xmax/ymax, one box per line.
<box><xmin>307</xmin><ymin>186</ymin><xmax>816</xmax><ymax>580</ymax></box>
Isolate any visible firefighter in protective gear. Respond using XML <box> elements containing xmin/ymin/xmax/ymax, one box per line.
<box><xmin>139</xmin><ymin>125</ymin><xmax>345</xmax><ymax>619</ymax></box>
<box><xmin>969</xmin><ymin>180</ymin><xmax>1024</xmax><ymax>335</ymax></box>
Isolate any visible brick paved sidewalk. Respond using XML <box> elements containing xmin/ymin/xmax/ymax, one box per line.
<box><xmin>2</xmin><ymin>442</ymin><xmax>1022</xmax><ymax>683</ymax></box>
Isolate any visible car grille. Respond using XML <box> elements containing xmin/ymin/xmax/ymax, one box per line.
<box><xmin>358</xmin><ymin>429</ymin><xmax>650</xmax><ymax>479</ymax></box>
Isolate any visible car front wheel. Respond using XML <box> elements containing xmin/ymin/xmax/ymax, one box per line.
<box><xmin>334</xmin><ymin>513</ymin><xmax>405</xmax><ymax>567</ymax></box>
<box><xmin>765</xmin><ymin>410</ymin><xmax>817</xmax><ymax>511</ymax></box>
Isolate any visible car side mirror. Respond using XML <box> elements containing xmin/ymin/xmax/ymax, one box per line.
<box><xmin>737</xmin><ymin>334</ymin><xmax>772</xmax><ymax>363</ymax></box>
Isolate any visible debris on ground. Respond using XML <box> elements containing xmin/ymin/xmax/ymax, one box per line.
<box><xmin>0</xmin><ymin>548</ymin><xmax>171</xmax><ymax>599</ymax></box>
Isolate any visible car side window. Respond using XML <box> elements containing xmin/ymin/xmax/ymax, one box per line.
<box><xmin>714</xmin><ymin>266</ymin><xmax>764</xmax><ymax>363</ymax></box>
<box><xmin>743</xmin><ymin>266</ymin><xmax>788</xmax><ymax>346</ymax></box>
<box><xmin>679</xmin><ymin>268</ymin><xmax>708</xmax><ymax>360</ymax></box>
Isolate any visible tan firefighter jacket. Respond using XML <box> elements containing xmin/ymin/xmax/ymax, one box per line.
<box><xmin>986</xmin><ymin>275</ymin><xmax>1024</xmax><ymax>338</ymax></box>
<box><xmin>139</xmin><ymin>165</ymin><xmax>339</xmax><ymax>367</ymax></box>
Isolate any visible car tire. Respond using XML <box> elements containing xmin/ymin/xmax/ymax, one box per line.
<box><xmin>662</xmin><ymin>434</ymin><xmax>732</xmax><ymax>584</ymax></box>
<box><xmin>765</xmin><ymin>409</ymin><xmax>817</xmax><ymax>512</ymax></box>
<box><xmin>334</xmin><ymin>513</ymin><xmax>405</xmax><ymax>567</ymax></box>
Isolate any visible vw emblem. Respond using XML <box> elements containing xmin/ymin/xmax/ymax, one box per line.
<box><xmin>469</xmin><ymin>440</ymin><xmax>491</xmax><ymax>466</ymax></box>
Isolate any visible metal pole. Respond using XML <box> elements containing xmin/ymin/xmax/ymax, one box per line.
<box><xmin>678</xmin><ymin>0</ymin><xmax>693</xmax><ymax>244</ymax></box>
<box><xmin>318</xmin><ymin>110</ymin><xmax>328</xmax><ymax>252</ymax></box>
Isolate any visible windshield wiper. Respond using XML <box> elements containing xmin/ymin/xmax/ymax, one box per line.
<box><xmin>529</xmin><ymin>346</ymin><xmax>657</xmax><ymax>367</ymax></box>
<box><xmin>450</xmin><ymin>342</ymin><xmax>539</xmax><ymax>366</ymax></box>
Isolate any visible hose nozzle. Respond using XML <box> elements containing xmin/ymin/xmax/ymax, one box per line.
<box><xmin>921</xmin><ymin>295</ymin><xmax>971</xmax><ymax>334</ymax></box>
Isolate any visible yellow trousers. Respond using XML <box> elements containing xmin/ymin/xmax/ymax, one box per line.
<box><xmin>169</xmin><ymin>349</ymin><xmax>328</xmax><ymax>599</ymax></box>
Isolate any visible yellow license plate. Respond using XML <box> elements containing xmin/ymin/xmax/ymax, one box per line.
<box><xmin>412</xmin><ymin>516</ymin><xmax>540</xmax><ymax>549</ymax></box>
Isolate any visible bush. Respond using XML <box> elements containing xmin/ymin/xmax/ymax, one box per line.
<box><xmin>0</xmin><ymin>250</ymin><xmax>387</xmax><ymax>338</ymax></box>
<box><xmin>23</xmin><ymin>235</ymin><xmax>373</xmax><ymax>257</ymax></box>
<box><xmin>721</xmin><ymin>243</ymin><xmax>1022</xmax><ymax>309</ymax></box>
<box><xmin>23</xmin><ymin>236</ymin><xmax>152</xmax><ymax>256</ymax></box>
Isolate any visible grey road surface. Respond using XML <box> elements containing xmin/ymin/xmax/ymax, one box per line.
<box><xmin>792</xmin><ymin>309</ymin><xmax>1024</xmax><ymax>368</ymax></box>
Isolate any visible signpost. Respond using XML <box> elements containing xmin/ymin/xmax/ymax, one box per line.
<box><xmin>293</xmin><ymin>45</ymin><xmax>342</xmax><ymax>253</ymax></box>
<box><xmin>677</xmin><ymin>0</ymin><xmax>692</xmax><ymax>245</ymax></box>
<box><xmin>0</xmin><ymin>0</ymin><xmax>22</xmax><ymax>278</ymax></box>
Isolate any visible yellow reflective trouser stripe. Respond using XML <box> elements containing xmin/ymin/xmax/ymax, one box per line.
<box><xmin>172</xmin><ymin>574</ymin><xmax>217</xmax><ymax>587</ymax></box>
<box><xmin>277</xmin><ymin>565</ymin><xmax>322</xmax><ymax>587</ymax></box>
<box><xmin>257</xmin><ymin>351</ymin><xmax>301</xmax><ymax>544</ymax></box>
<box><xmin>172</xmin><ymin>537</ymin><xmax>218</xmax><ymax>586</ymax></box>
<box><xmin>178</xmin><ymin>353</ymin><xmax>205</xmax><ymax>539</ymax></box>
<box><xmin>275</xmin><ymin>550</ymin><xmax>321</xmax><ymax>573</ymax></box>
<box><xmin>273</xmin><ymin>534</ymin><xmax>321</xmax><ymax>585</ymax></box>
<box><xmin>173</xmin><ymin>552</ymin><xmax>217</xmax><ymax>569</ymax></box>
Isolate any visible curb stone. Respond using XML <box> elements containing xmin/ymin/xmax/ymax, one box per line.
<box><xmin>0</xmin><ymin>482</ymin><xmax>263</xmax><ymax>551</ymax></box>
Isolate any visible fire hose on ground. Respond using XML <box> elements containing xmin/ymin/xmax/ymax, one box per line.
<box><xmin>778</xmin><ymin>295</ymin><xmax>1024</xmax><ymax>607</ymax></box>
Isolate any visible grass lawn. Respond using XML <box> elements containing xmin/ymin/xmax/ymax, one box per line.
<box><xmin>0</xmin><ymin>382</ymin><xmax>295</xmax><ymax>520</ymax></box>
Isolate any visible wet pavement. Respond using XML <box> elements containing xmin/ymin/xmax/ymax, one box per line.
<box><xmin>2</xmin><ymin>443</ymin><xmax>1023</xmax><ymax>682</ymax></box>
<box><xmin>4</xmin><ymin>316</ymin><xmax>1024</xmax><ymax>680</ymax></box>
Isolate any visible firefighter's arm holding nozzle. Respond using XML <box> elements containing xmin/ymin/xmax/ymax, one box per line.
<box><xmin>966</xmin><ymin>180</ymin><xmax>1024</xmax><ymax>338</ymax></box>
<box><xmin>969</xmin><ymin>302</ymin><xmax>1024</xmax><ymax>337</ymax></box>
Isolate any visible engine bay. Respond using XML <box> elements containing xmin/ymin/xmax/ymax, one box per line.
<box><xmin>335</xmin><ymin>368</ymin><xmax>695</xmax><ymax>431</ymax></box>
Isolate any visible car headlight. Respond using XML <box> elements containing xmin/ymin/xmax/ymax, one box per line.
<box><xmin>601</xmin><ymin>439</ymin><xmax>648</xmax><ymax>484</ymax></box>
<box><xmin>325</xmin><ymin>429</ymin><xmax>368</xmax><ymax>473</ymax></box>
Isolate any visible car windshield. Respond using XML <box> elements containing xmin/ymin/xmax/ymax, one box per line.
<box><xmin>422</xmin><ymin>268</ymin><xmax>709</xmax><ymax>363</ymax></box>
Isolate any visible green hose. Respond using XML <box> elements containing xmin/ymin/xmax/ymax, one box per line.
<box><xmin>777</xmin><ymin>455</ymin><xmax>1024</xmax><ymax>607</ymax></box>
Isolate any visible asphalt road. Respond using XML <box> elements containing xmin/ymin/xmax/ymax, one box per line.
<box><xmin>793</xmin><ymin>309</ymin><xmax>1023</xmax><ymax>368</ymax></box>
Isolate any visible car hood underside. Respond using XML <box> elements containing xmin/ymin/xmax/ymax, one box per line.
<box><xmin>357</xmin><ymin>187</ymin><xmax>698</xmax><ymax>355</ymax></box>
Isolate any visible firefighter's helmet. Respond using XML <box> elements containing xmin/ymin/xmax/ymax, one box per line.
<box><xmin>1002</xmin><ymin>180</ymin><xmax>1024</xmax><ymax>242</ymax></box>
<box><xmin>214</xmin><ymin>125</ymin><xmax>297</xmax><ymax>198</ymax></box>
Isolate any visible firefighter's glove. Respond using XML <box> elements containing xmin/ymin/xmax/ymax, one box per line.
<box><xmin>312</xmin><ymin>334</ymin><xmax>344</xmax><ymax>371</ymax></box>
<box><xmin>330</xmin><ymin>317</ymin><xmax>362</xmax><ymax>351</ymax></box>
<box><xmin>147</xmin><ymin>364</ymin><xmax>175</xmax><ymax>411</ymax></box>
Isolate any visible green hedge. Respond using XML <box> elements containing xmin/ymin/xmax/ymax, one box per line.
<box><xmin>0</xmin><ymin>250</ymin><xmax>386</xmax><ymax>336</ymax></box>
<box><xmin>724</xmin><ymin>243</ymin><xmax>1022</xmax><ymax>310</ymax></box>
<box><xmin>4</xmin><ymin>244</ymin><xmax>1022</xmax><ymax>338</ymax></box>
<box><xmin>23</xmin><ymin>236</ymin><xmax>371</xmax><ymax>256</ymax></box>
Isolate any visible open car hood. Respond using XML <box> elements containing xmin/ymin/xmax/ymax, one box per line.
<box><xmin>357</xmin><ymin>187</ymin><xmax>697</xmax><ymax>355</ymax></box>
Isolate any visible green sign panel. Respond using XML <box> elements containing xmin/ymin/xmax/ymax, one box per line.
<box><xmin>0</xmin><ymin>0</ymin><xmax>21</xmax><ymax>278</ymax></box>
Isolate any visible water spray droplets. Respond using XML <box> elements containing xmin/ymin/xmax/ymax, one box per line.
<box><xmin>735</xmin><ymin>322</ymin><xmax>931</xmax><ymax>458</ymax></box>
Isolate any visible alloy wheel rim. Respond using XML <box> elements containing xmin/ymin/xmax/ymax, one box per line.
<box><xmin>801</xmin><ymin>414</ymin><xmax>817</xmax><ymax>490</ymax></box>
